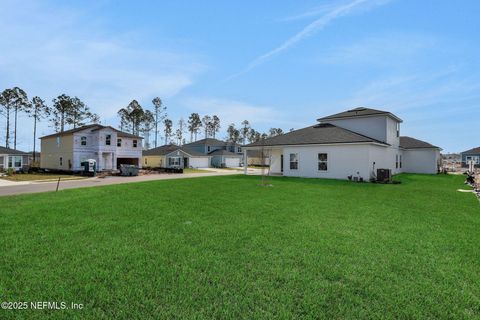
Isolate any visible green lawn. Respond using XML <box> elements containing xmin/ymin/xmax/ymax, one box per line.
<box><xmin>0</xmin><ymin>174</ymin><xmax>479</xmax><ymax>319</ymax></box>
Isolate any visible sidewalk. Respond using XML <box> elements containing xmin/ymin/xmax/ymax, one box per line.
<box><xmin>0</xmin><ymin>170</ymin><xmax>241</xmax><ymax>197</ymax></box>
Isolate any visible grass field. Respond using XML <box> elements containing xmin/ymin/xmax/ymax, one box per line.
<box><xmin>0</xmin><ymin>174</ymin><xmax>479</xmax><ymax>319</ymax></box>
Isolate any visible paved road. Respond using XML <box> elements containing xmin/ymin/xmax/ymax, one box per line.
<box><xmin>0</xmin><ymin>170</ymin><xmax>242</xmax><ymax>197</ymax></box>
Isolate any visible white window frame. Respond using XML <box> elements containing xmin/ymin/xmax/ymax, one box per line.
<box><xmin>289</xmin><ymin>153</ymin><xmax>298</xmax><ymax>170</ymax></box>
<box><xmin>59</xmin><ymin>157</ymin><xmax>63</xmax><ymax>166</ymax></box>
<box><xmin>106</xmin><ymin>134</ymin><xmax>111</xmax><ymax>146</ymax></box>
<box><xmin>317</xmin><ymin>153</ymin><xmax>328</xmax><ymax>172</ymax></box>
<box><xmin>117</xmin><ymin>138</ymin><xmax>122</xmax><ymax>147</ymax></box>
<box><xmin>169</xmin><ymin>156</ymin><xmax>181</xmax><ymax>166</ymax></box>
<box><xmin>133</xmin><ymin>140</ymin><xmax>138</xmax><ymax>148</ymax></box>
<box><xmin>399</xmin><ymin>154</ymin><xmax>402</xmax><ymax>168</ymax></box>
<box><xmin>80</xmin><ymin>136</ymin><xmax>87</xmax><ymax>146</ymax></box>
<box><xmin>8</xmin><ymin>156</ymin><xmax>22</xmax><ymax>168</ymax></box>
<box><xmin>396</xmin><ymin>154</ymin><xmax>399</xmax><ymax>169</ymax></box>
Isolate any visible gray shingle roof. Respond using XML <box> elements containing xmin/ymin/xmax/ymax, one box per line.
<box><xmin>245</xmin><ymin>123</ymin><xmax>388</xmax><ymax>147</ymax></box>
<box><xmin>184</xmin><ymin>138</ymin><xmax>241</xmax><ymax>147</ymax></box>
<box><xmin>461</xmin><ymin>147</ymin><xmax>480</xmax><ymax>154</ymax></box>
<box><xmin>318</xmin><ymin>107</ymin><xmax>402</xmax><ymax>122</ymax></box>
<box><xmin>399</xmin><ymin>136</ymin><xmax>439</xmax><ymax>149</ymax></box>
<box><xmin>143</xmin><ymin>145</ymin><xmax>208</xmax><ymax>157</ymax></box>
<box><xmin>208</xmin><ymin>149</ymin><xmax>242</xmax><ymax>156</ymax></box>
<box><xmin>0</xmin><ymin>146</ymin><xmax>28</xmax><ymax>155</ymax></box>
<box><xmin>40</xmin><ymin>124</ymin><xmax>143</xmax><ymax>139</ymax></box>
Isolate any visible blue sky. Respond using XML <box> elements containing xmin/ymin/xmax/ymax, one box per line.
<box><xmin>1</xmin><ymin>0</ymin><xmax>479</xmax><ymax>152</ymax></box>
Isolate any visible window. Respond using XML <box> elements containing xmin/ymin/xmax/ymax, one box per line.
<box><xmin>237</xmin><ymin>147</ymin><xmax>241</xmax><ymax>153</ymax></box>
<box><xmin>145</xmin><ymin>158</ymin><xmax>148</xmax><ymax>165</ymax></box>
<box><xmin>8</xmin><ymin>156</ymin><xmax>22</xmax><ymax>168</ymax></box>
<box><xmin>169</xmin><ymin>157</ymin><xmax>181</xmax><ymax>166</ymax></box>
<box><xmin>59</xmin><ymin>157</ymin><xmax>63</xmax><ymax>166</ymax></box>
<box><xmin>318</xmin><ymin>153</ymin><xmax>328</xmax><ymax>171</ymax></box>
<box><xmin>80</xmin><ymin>136</ymin><xmax>87</xmax><ymax>146</ymax></box>
<box><xmin>207</xmin><ymin>146</ymin><xmax>211</xmax><ymax>152</ymax></box>
<box><xmin>289</xmin><ymin>153</ymin><xmax>298</xmax><ymax>170</ymax></box>
<box><xmin>396</xmin><ymin>123</ymin><xmax>400</xmax><ymax>137</ymax></box>
<box><xmin>106</xmin><ymin>134</ymin><xmax>111</xmax><ymax>146</ymax></box>
<box><xmin>399</xmin><ymin>155</ymin><xmax>402</xmax><ymax>168</ymax></box>
<box><xmin>117</xmin><ymin>138</ymin><xmax>122</xmax><ymax>147</ymax></box>
<box><xmin>396</xmin><ymin>155</ymin><xmax>399</xmax><ymax>169</ymax></box>
<box><xmin>133</xmin><ymin>140</ymin><xmax>138</xmax><ymax>148</ymax></box>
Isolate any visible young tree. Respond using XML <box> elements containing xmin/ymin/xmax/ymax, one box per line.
<box><xmin>152</xmin><ymin>97</ymin><xmax>166</xmax><ymax>148</ymax></box>
<box><xmin>201</xmin><ymin>115</ymin><xmax>212</xmax><ymax>139</ymax></box>
<box><xmin>28</xmin><ymin>97</ymin><xmax>50</xmax><ymax>163</ymax></box>
<box><xmin>241</xmin><ymin>120</ymin><xmax>250</xmax><ymax>145</ymax></box>
<box><xmin>11</xmin><ymin>87</ymin><xmax>29</xmax><ymax>149</ymax></box>
<box><xmin>163</xmin><ymin>118</ymin><xmax>173</xmax><ymax>145</ymax></box>
<box><xmin>141</xmin><ymin>110</ymin><xmax>155</xmax><ymax>149</ymax></box>
<box><xmin>187</xmin><ymin>112</ymin><xmax>202</xmax><ymax>142</ymax></box>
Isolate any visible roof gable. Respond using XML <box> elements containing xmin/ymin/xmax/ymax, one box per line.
<box><xmin>40</xmin><ymin>124</ymin><xmax>142</xmax><ymax>139</ymax></box>
<box><xmin>399</xmin><ymin>136</ymin><xmax>439</xmax><ymax>149</ymax></box>
<box><xmin>0</xmin><ymin>146</ymin><xmax>27</xmax><ymax>155</ymax></box>
<box><xmin>245</xmin><ymin>123</ymin><xmax>388</xmax><ymax>147</ymax></box>
<box><xmin>318</xmin><ymin>107</ymin><xmax>402</xmax><ymax>123</ymax></box>
<box><xmin>143</xmin><ymin>145</ymin><xmax>207</xmax><ymax>157</ymax></box>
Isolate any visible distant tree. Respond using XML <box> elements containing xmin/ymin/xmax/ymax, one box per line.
<box><xmin>176</xmin><ymin>118</ymin><xmax>186</xmax><ymax>145</ymax></box>
<box><xmin>211</xmin><ymin>115</ymin><xmax>221</xmax><ymax>139</ymax></box>
<box><xmin>260</xmin><ymin>132</ymin><xmax>268</xmax><ymax>140</ymax></box>
<box><xmin>247</xmin><ymin>128</ymin><xmax>261</xmax><ymax>143</ymax></box>
<box><xmin>226</xmin><ymin>123</ymin><xmax>241</xmax><ymax>143</ymax></box>
<box><xmin>187</xmin><ymin>112</ymin><xmax>202</xmax><ymax>142</ymax></box>
<box><xmin>152</xmin><ymin>97</ymin><xmax>167</xmax><ymax>148</ymax></box>
<box><xmin>268</xmin><ymin>127</ymin><xmax>284</xmax><ymax>137</ymax></box>
<box><xmin>289</xmin><ymin>128</ymin><xmax>295</xmax><ymax>132</ymax></box>
<box><xmin>163</xmin><ymin>118</ymin><xmax>173</xmax><ymax>145</ymax></box>
<box><xmin>117</xmin><ymin>100</ymin><xmax>145</xmax><ymax>136</ymax></box>
<box><xmin>241</xmin><ymin>120</ymin><xmax>250</xmax><ymax>145</ymax></box>
<box><xmin>51</xmin><ymin>94</ymin><xmax>74</xmax><ymax>132</ymax></box>
<box><xmin>0</xmin><ymin>88</ymin><xmax>17</xmax><ymax>148</ymax></box>
<box><xmin>10</xmin><ymin>87</ymin><xmax>29</xmax><ymax>149</ymax></box>
<box><xmin>201</xmin><ymin>115</ymin><xmax>212</xmax><ymax>139</ymax></box>
<box><xmin>67</xmin><ymin>97</ymin><xmax>98</xmax><ymax>129</ymax></box>
<box><xmin>141</xmin><ymin>110</ymin><xmax>155</xmax><ymax>149</ymax></box>
<box><xmin>27</xmin><ymin>96</ymin><xmax>50</xmax><ymax>163</ymax></box>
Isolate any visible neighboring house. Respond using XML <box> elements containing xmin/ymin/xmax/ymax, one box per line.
<box><xmin>461</xmin><ymin>147</ymin><xmax>480</xmax><ymax>167</ymax></box>
<box><xmin>183</xmin><ymin>138</ymin><xmax>243</xmax><ymax>167</ymax></box>
<box><xmin>143</xmin><ymin>145</ymin><xmax>210</xmax><ymax>168</ymax></box>
<box><xmin>28</xmin><ymin>151</ymin><xmax>41</xmax><ymax>166</ymax></box>
<box><xmin>209</xmin><ymin>149</ymin><xmax>242</xmax><ymax>168</ymax></box>
<box><xmin>0</xmin><ymin>146</ymin><xmax>30</xmax><ymax>171</ymax></box>
<box><xmin>243</xmin><ymin>107</ymin><xmax>441</xmax><ymax>180</ymax></box>
<box><xmin>40</xmin><ymin>124</ymin><xmax>143</xmax><ymax>172</ymax></box>
<box><xmin>246</xmin><ymin>150</ymin><xmax>271</xmax><ymax>166</ymax></box>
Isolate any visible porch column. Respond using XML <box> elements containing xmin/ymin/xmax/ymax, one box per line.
<box><xmin>244</xmin><ymin>149</ymin><xmax>248</xmax><ymax>175</ymax></box>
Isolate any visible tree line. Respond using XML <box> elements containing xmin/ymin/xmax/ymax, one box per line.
<box><xmin>0</xmin><ymin>86</ymin><xmax>290</xmax><ymax>155</ymax></box>
<box><xmin>0</xmin><ymin>87</ymin><xmax>99</xmax><ymax>161</ymax></box>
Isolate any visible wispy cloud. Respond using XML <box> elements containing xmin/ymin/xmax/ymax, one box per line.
<box><xmin>229</xmin><ymin>0</ymin><xmax>391</xmax><ymax>79</ymax></box>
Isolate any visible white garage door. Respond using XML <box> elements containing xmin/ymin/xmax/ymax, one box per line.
<box><xmin>225</xmin><ymin>157</ymin><xmax>240</xmax><ymax>168</ymax></box>
<box><xmin>189</xmin><ymin>157</ymin><xmax>210</xmax><ymax>168</ymax></box>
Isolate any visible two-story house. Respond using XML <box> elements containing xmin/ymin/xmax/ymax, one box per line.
<box><xmin>183</xmin><ymin>138</ymin><xmax>243</xmax><ymax>167</ymax></box>
<box><xmin>243</xmin><ymin>107</ymin><xmax>441</xmax><ymax>180</ymax></box>
<box><xmin>40</xmin><ymin>124</ymin><xmax>143</xmax><ymax>172</ymax></box>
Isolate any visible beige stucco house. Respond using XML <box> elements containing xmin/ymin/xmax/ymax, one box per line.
<box><xmin>40</xmin><ymin>124</ymin><xmax>143</xmax><ymax>172</ymax></box>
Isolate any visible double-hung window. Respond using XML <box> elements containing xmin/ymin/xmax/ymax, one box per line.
<box><xmin>399</xmin><ymin>155</ymin><xmax>402</xmax><ymax>168</ymax></box>
<box><xmin>289</xmin><ymin>153</ymin><xmax>298</xmax><ymax>170</ymax></box>
<box><xmin>318</xmin><ymin>153</ymin><xmax>328</xmax><ymax>171</ymax></box>
<box><xmin>117</xmin><ymin>139</ymin><xmax>122</xmax><ymax>147</ymax></box>
<box><xmin>133</xmin><ymin>140</ymin><xmax>138</xmax><ymax>148</ymax></box>
<box><xmin>8</xmin><ymin>156</ymin><xmax>22</xmax><ymax>168</ymax></box>
<box><xmin>106</xmin><ymin>134</ymin><xmax>111</xmax><ymax>146</ymax></box>
<box><xmin>169</xmin><ymin>157</ymin><xmax>181</xmax><ymax>166</ymax></box>
<box><xmin>80</xmin><ymin>136</ymin><xmax>87</xmax><ymax>146</ymax></box>
<box><xmin>396</xmin><ymin>155</ymin><xmax>399</xmax><ymax>169</ymax></box>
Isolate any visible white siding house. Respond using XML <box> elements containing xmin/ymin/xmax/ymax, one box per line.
<box><xmin>40</xmin><ymin>124</ymin><xmax>143</xmax><ymax>171</ymax></box>
<box><xmin>244</xmin><ymin>107</ymin><xmax>441</xmax><ymax>180</ymax></box>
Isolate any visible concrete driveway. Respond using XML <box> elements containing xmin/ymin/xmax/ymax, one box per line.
<box><xmin>0</xmin><ymin>170</ymin><xmax>240</xmax><ymax>197</ymax></box>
